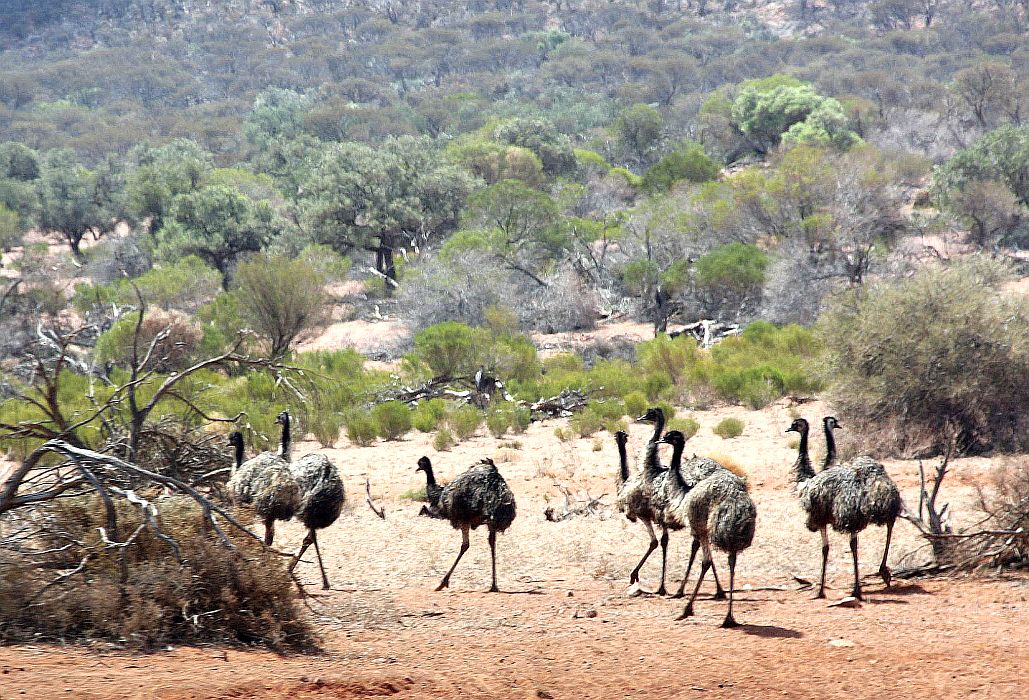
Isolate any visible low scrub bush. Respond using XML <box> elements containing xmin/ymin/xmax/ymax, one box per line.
<box><xmin>412</xmin><ymin>398</ymin><xmax>448</xmax><ymax>432</ymax></box>
<box><xmin>0</xmin><ymin>495</ymin><xmax>313</xmax><ymax>650</ymax></box>
<box><xmin>372</xmin><ymin>401</ymin><xmax>412</xmax><ymax>441</ymax></box>
<box><xmin>310</xmin><ymin>411</ymin><xmax>344</xmax><ymax>448</ymax></box>
<box><xmin>666</xmin><ymin>417</ymin><xmax>700</xmax><ymax>440</ymax></box>
<box><xmin>713</xmin><ymin>417</ymin><xmax>745</xmax><ymax>439</ymax></box>
<box><xmin>345</xmin><ymin>410</ymin><xmax>378</xmax><ymax>446</ymax></box>
<box><xmin>623</xmin><ymin>391</ymin><xmax>648</xmax><ymax>418</ymax></box>
<box><xmin>433</xmin><ymin>427</ymin><xmax>455</xmax><ymax>451</ymax></box>
<box><xmin>447</xmin><ymin>405</ymin><xmax>482</xmax><ymax>440</ymax></box>
<box><xmin>570</xmin><ymin>408</ymin><xmax>604</xmax><ymax>438</ymax></box>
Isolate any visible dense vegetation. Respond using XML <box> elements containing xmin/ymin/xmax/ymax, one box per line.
<box><xmin>2</xmin><ymin>0</ymin><xmax>1027</xmax><ymax>459</ymax></box>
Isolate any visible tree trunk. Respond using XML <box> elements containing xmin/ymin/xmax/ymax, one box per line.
<box><xmin>375</xmin><ymin>238</ymin><xmax>398</xmax><ymax>297</ymax></box>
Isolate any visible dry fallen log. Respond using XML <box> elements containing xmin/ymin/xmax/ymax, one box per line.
<box><xmin>668</xmin><ymin>319</ymin><xmax>741</xmax><ymax>348</ymax></box>
<box><xmin>531</xmin><ymin>389</ymin><xmax>588</xmax><ymax>418</ymax></box>
<box><xmin>544</xmin><ymin>486</ymin><xmax>610</xmax><ymax>522</ymax></box>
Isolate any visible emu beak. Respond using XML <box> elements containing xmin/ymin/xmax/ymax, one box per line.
<box><xmin>635</xmin><ymin>413</ymin><xmax>649</xmax><ymax>423</ymax></box>
<box><xmin>784</xmin><ymin>427</ymin><xmax>795</xmax><ymax>433</ymax></box>
<box><xmin>835</xmin><ymin>422</ymin><xmax>843</xmax><ymax>429</ymax></box>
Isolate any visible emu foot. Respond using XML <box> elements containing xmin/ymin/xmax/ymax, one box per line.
<box><xmin>656</xmin><ymin>585</ymin><xmax>668</xmax><ymax>596</ymax></box>
<box><xmin>676</xmin><ymin>604</ymin><xmax>695</xmax><ymax>621</ymax></box>
<box><xmin>850</xmin><ymin>586</ymin><xmax>864</xmax><ymax>601</ymax></box>
<box><xmin>814</xmin><ymin>588</ymin><xmax>826</xmax><ymax>600</ymax></box>
<box><xmin>488</xmin><ymin>584</ymin><xmax>499</xmax><ymax>593</ymax></box>
<box><xmin>669</xmin><ymin>590</ymin><xmax>685</xmax><ymax>600</ymax></box>
<box><xmin>879</xmin><ymin>564</ymin><xmax>892</xmax><ymax>589</ymax></box>
<box><xmin>713</xmin><ymin>588</ymin><xmax>727</xmax><ymax>601</ymax></box>
<box><xmin>435</xmin><ymin>577</ymin><xmax>450</xmax><ymax>592</ymax></box>
<box><xmin>721</xmin><ymin>614</ymin><xmax>740</xmax><ymax>629</ymax></box>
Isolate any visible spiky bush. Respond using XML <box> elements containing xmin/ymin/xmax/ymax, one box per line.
<box><xmin>345</xmin><ymin>410</ymin><xmax>378</xmax><ymax>446</ymax></box>
<box><xmin>372</xmin><ymin>401</ymin><xmax>412</xmax><ymax>441</ymax></box>
<box><xmin>447</xmin><ymin>405</ymin><xmax>482</xmax><ymax>440</ymax></box>
<box><xmin>713</xmin><ymin>417</ymin><xmax>745</xmax><ymax>439</ymax></box>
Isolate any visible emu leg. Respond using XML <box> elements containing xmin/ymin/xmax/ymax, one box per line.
<box><xmin>672</xmin><ymin>537</ymin><xmax>701</xmax><ymax>598</ymax></box>
<box><xmin>656</xmin><ymin>527</ymin><xmax>670</xmax><ymax>595</ymax></box>
<box><xmin>849</xmin><ymin>532</ymin><xmax>863</xmax><ymax>600</ymax></box>
<box><xmin>721</xmin><ymin>551</ymin><xmax>740</xmax><ymax>628</ymax></box>
<box><xmin>678</xmin><ymin>550</ymin><xmax>711</xmax><ymax>621</ymax></box>
<box><xmin>436</xmin><ymin>524</ymin><xmax>470</xmax><ymax>591</ymax></box>
<box><xmin>710</xmin><ymin>556</ymin><xmax>726</xmax><ymax>600</ymax></box>
<box><xmin>629</xmin><ymin>519</ymin><xmax>659</xmax><ymax>586</ymax></box>
<box><xmin>289</xmin><ymin>530</ymin><xmax>315</xmax><ymax>574</ymax></box>
<box><xmin>487</xmin><ymin>527</ymin><xmax>499</xmax><ymax>593</ymax></box>
<box><xmin>816</xmin><ymin>527</ymin><xmax>829</xmax><ymax>599</ymax></box>
<box><xmin>311</xmin><ymin>530</ymin><xmax>330</xmax><ymax>590</ymax></box>
<box><xmin>264</xmin><ymin>516</ymin><xmax>275</xmax><ymax>546</ymax></box>
<box><xmin>878</xmin><ymin>520</ymin><xmax>894</xmax><ymax>589</ymax></box>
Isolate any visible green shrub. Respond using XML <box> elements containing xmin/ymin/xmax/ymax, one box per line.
<box><xmin>643</xmin><ymin>372</ymin><xmax>672</xmax><ymax>401</ymax></box>
<box><xmin>511</xmin><ymin>406</ymin><xmax>532</xmax><ymax>434</ymax></box>
<box><xmin>486</xmin><ymin>405</ymin><xmax>513</xmax><ymax>438</ymax></box>
<box><xmin>433</xmin><ymin>427</ymin><xmax>455</xmax><ymax>451</ymax></box>
<box><xmin>412</xmin><ymin>321</ymin><xmax>479</xmax><ymax>379</ymax></box>
<box><xmin>345</xmin><ymin>410</ymin><xmax>378</xmax><ymax>446</ymax></box>
<box><xmin>571</xmin><ymin>408</ymin><xmax>604</xmax><ymax>438</ymax></box>
<box><xmin>667</xmin><ymin>417</ymin><xmax>700</xmax><ymax>440</ymax></box>
<box><xmin>643</xmin><ymin>141</ymin><xmax>719</xmax><ymax>192</ymax></box>
<box><xmin>604</xmin><ymin>418</ymin><xmax>629</xmax><ymax>434</ymax></box>
<box><xmin>447</xmin><ymin>405</ymin><xmax>482</xmax><ymax>440</ymax></box>
<box><xmin>655</xmin><ymin>402</ymin><xmax>677</xmax><ymax>421</ymax></box>
<box><xmin>587</xmin><ymin>360</ymin><xmax>638</xmax><ymax>399</ymax></box>
<box><xmin>372</xmin><ymin>400</ymin><xmax>412</xmax><ymax>440</ymax></box>
<box><xmin>310</xmin><ymin>411</ymin><xmax>344</xmax><ymax>448</ymax></box>
<box><xmin>554</xmin><ymin>426</ymin><xmax>572</xmax><ymax>442</ymax></box>
<box><xmin>586</xmin><ymin>399</ymin><xmax>624</xmax><ymax>421</ymax></box>
<box><xmin>713</xmin><ymin>417</ymin><xmax>745</xmax><ymax>439</ymax></box>
<box><xmin>623</xmin><ymin>391</ymin><xmax>648</xmax><ymax>418</ymax></box>
<box><xmin>412</xmin><ymin>398</ymin><xmax>447</xmax><ymax>432</ymax></box>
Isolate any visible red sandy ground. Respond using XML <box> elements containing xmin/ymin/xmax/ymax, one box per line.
<box><xmin>1</xmin><ymin>401</ymin><xmax>1026</xmax><ymax>699</ymax></box>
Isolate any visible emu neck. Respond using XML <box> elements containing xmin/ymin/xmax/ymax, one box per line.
<box><xmin>793</xmin><ymin>427</ymin><xmax>815</xmax><ymax>483</ymax></box>
<box><xmin>423</xmin><ymin>465</ymin><xmax>437</xmax><ymax>489</ymax></box>
<box><xmin>650</xmin><ymin>413</ymin><xmax>665</xmax><ymax>444</ymax></box>
<box><xmin>278</xmin><ymin>417</ymin><xmax>292</xmax><ymax>461</ymax></box>
<box><xmin>822</xmin><ymin>423</ymin><xmax>837</xmax><ymax>471</ymax></box>
<box><xmin>232</xmin><ymin>442</ymin><xmax>243</xmax><ymax>474</ymax></box>
<box><xmin>617</xmin><ymin>441</ymin><xmax>629</xmax><ymax>484</ymax></box>
<box><xmin>668</xmin><ymin>441</ymin><xmax>686</xmax><ymax>490</ymax></box>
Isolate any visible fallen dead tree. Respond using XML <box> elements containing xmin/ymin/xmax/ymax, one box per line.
<box><xmin>531</xmin><ymin>389</ymin><xmax>588</xmax><ymax>418</ymax></box>
<box><xmin>544</xmin><ymin>485</ymin><xmax>611</xmax><ymax>522</ymax></box>
<box><xmin>668</xmin><ymin>319</ymin><xmax>741</xmax><ymax>348</ymax></box>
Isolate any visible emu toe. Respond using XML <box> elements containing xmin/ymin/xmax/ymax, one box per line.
<box><xmin>435</xmin><ymin>578</ymin><xmax>450</xmax><ymax>592</ymax></box>
<box><xmin>850</xmin><ymin>587</ymin><xmax>864</xmax><ymax>601</ymax></box>
<box><xmin>814</xmin><ymin>588</ymin><xmax>826</xmax><ymax>599</ymax></box>
<box><xmin>721</xmin><ymin>615</ymin><xmax>740</xmax><ymax>629</ymax></box>
<box><xmin>713</xmin><ymin>588</ymin><xmax>727</xmax><ymax>601</ymax></box>
<box><xmin>656</xmin><ymin>585</ymin><xmax>668</xmax><ymax>596</ymax></box>
<box><xmin>669</xmin><ymin>591</ymin><xmax>685</xmax><ymax>600</ymax></box>
<box><xmin>879</xmin><ymin>564</ymin><xmax>892</xmax><ymax>589</ymax></box>
<box><xmin>488</xmin><ymin>584</ymin><xmax>499</xmax><ymax>593</ymax></box>
<box><xmin>676</xmin><ymin>604</ymin><xmax>695</xmax><ymax>621</ymax></box>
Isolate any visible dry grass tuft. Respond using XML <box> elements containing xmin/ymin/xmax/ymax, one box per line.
<box><xmin>705</xmin><ymin>452</ymin><xmax>750</xmax><ymax>483</ymax></box>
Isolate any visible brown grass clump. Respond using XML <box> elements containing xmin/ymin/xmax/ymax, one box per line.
<box><xmin>0</xmin><ymin>495</ymin><xmax>315</xmax><ymax>651</ymax></box>
<box><xmin>705</xmin><ymin>452</ymin><xmax>749</xmax><ymax>484</ymax></box>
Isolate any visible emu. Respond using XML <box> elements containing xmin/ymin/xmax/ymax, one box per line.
<box><xmin>786</xmin><ymin>417</ymin><xmax>868</xmax><ymax>600</ymax></box>
<box><xmin>823</xmin><ymin>416</ymin><xmax>902</xmax><ymax>589</ymax></box>
<box><xmin>434</xmin><ymin>458</ymin><xmax>517</xmax><ymax>592</ymax></box>
<box><xmin>658</xmin><ymin>430</ymin><xmax>727</xmax><ymax>600</ymax></box>
<box><xmin>616</xmin><ymin>408</ymin><xmax>672</xmax><ymax>592</ymax></box>
<box><xmin>226</xmin><ymin>413</ymin><xmax>300</xmax><ymax>546</ymax></box>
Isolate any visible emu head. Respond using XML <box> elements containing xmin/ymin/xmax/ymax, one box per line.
<box><xmin>614</xmin><ymin>430</ymin><xmax>629</xmax><ymax>446</ymax></box>
<box><xmin>275</xmin><ymin>410</ymin><xmax>290</xmax><ymax>426</ymax></box>
<box><xmin>659</xmin><ymin>430</ymin><xmax>686</xmax><ymax>449</ymax></box>
<box><xmin>823</xmin><ymin>416</ymin><xmax>842</xmax><ymax>431</ymax></box>
<box><xmin>785</xmin><ymin>418</ymin><xmax>809</xmax><ymax>434</ymax></box>
<box><xmin>636</xmin><ymin>406</ymin><xmax>664</xmax><ymax>424</ymax></box>
<box><xmin>416</xmin><ymin>456</ymin><xmax>432</xmax><ymax>473</ymax></box>
<box><xmin>228</xmin><ymin>431</ymin><xmax>244</xmax><ymax>447</ymax></box>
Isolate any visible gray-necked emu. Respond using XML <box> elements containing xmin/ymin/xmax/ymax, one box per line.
<box><xmin>226</xmin><ymin>412</ymin><xmax>300</xmax><ymax>546</ymax></box>
<box><xmin>662</xmin><ymin>431</ymin><xmax>755</xmax><ymax>626</ymax></box>
<box><xmin>434</xmin><ymin>457</ymin><xmax>516</xmax><ymax>592</ymax></box>
<box><xmin>616</xmin><ymin>408</ymin><xmax>673</xmax><ymax>592</ymax></box>
<box><xmin>273</xmin><ymin>411</ymin><xmax>346</xmax><ymax>590</ymax></box>
<box><xmin>787</xmin><ymin>417</ymin><xmax>869</xmax><ymax>600</ymax></box>
<box><xmin>415</xmin><ymin>455</ymin><xmax>446</xmax><ymax>518</ymax></box>
<box><xmin>658</xmin><ymin>430</ymin><xmax>726</xmax><ymax>599</ymax></box>
<box><xmin>823</xmin><ymin>416</ymin><xmax>902</xmax><ymax>589</ymax></box>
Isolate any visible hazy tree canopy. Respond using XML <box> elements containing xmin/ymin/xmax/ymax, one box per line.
<box><xmin>934</xmin><ymin>125</ymin><xmax>1029</xmax><ymax>208</ymax></box>
<box><xmin>36</xmin><ymin>149</ymin><xmax>118</xmax><ymax>258</ymax></box>
<box><xmin>732</xmin><ymin>81</ymin><xmax>861</xmax><ymax>156</ymax></box>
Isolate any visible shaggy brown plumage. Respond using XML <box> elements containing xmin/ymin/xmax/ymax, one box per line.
<box><xmin>434</xmin><ymin>458</ymin><xmax>517</xmax><ymax>592</ymax></box>
<box><xmin>288</xmin><ymin>438</ymin><xmax>346</xmax><ymax>590</ymax></box>
<box><xmin>824</xmin><ymin>416</ymin><xmax>903</xmax><ymax>588</ymax></box>
<box><xmin>787</xmin><ymin>418</ymin><xmax>868</xmax><ymax>600</ymax></box>
<box><xmin>226</xmin><ymin>419</ymin><xmax>300</xmax><ymax>546</ymax></box>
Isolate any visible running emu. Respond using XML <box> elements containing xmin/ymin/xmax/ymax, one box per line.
<box><xmin>786</xmin><ymin>417</ymin><xmax>868</xmax><ymax>600</ymax></box>
<box><xmin>415</xmin><ymin>456</ymin><xmax>446</xmax><ymax>518</ymax></box>
<box><xmin>616</xmin><ymin>408</ymin><xmax>671</xmax><ymax>592</ymax></box>
<box><xmin>434</xmin><ymin>458</ymin><xmax>517</xmax><ymax>592</ymax></box>
<box><xmin>823</xmin><ymin>416</ymin><xmax>902</xmax><ymax>588</ymax></box>
<box><xmin>226</xmin><ymin>414</ymin><xmax>300</xmax><ymax>546</ymax></box>
<box><xmin>286</xmin><ymin>418</ymin><xmax>346</xmax><ymax>590</ymax></box>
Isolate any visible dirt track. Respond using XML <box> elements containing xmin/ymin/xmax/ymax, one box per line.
<box><xmin>1</xmin><ymin>402</ymin><xmax>1026</xmax><ymax>699</ymax></box>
